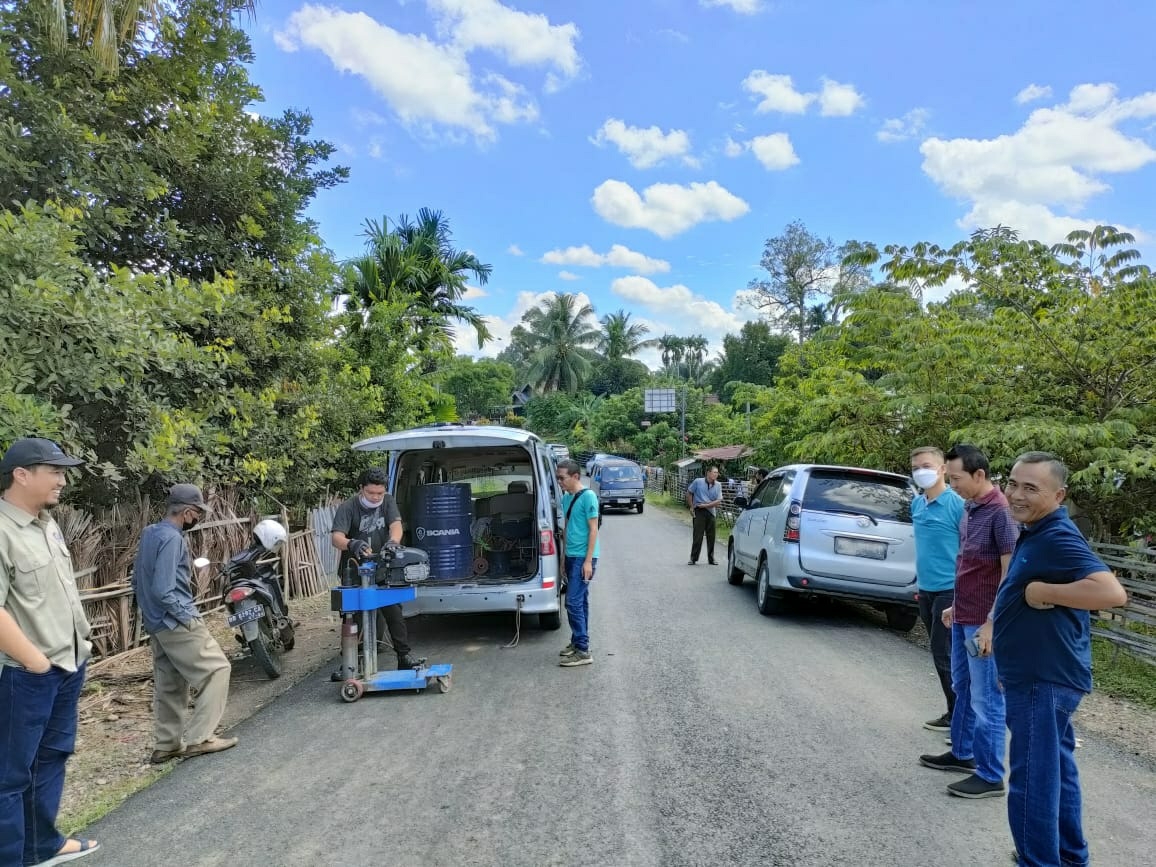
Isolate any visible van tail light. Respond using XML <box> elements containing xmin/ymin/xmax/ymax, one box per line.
<box><xmin>540</xmin><ymin>531</ymin><xmax>556</xmax><ymax>588</ymax></box>
<box><xmin>227</xmin><ymin>587</ymin><xmax>254</xmax><ymax>603</ymax></box>
<box><xmin>784</xmin><ymin>500</ymin><xmax>802</xmax><ymax>542</ymax></box>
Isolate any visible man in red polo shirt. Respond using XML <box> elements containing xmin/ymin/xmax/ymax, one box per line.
<box><xmin>919</xmin><ymin>444</ymin><xmax>1018</xmax><ymax>799</ymax></box>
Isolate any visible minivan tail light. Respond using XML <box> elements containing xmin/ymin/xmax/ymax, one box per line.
<box><xmin>539</xmin><ymin>529</ymin><xmax>556</xmax><ymax>557</ymax></box>
<box><xmin>784</xmin><ymin>500</ymin><xmax>802</xmax><ymax>542</ymax></box>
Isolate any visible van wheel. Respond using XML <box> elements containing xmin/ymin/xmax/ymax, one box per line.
<box><xmin>539</xmin><ymin>611</ymin><xmax>562</xmax><ymax>630</ymax></box>
<box><xmin>727</xmin><ymin>546</ymin><xmax>745</xmax><ymax>586</ymax></box>
<box><xmin>756</xmin><ymin>560</ymin><xmax>788</xmax><ymax>616</ymax></box>
<box><xmin>886</xmin><ymin>607</ymin><xmax>919</xmax><ymax>632</ymax></box>
<box><xmin>636</xmin><ymin>502</ymin><xmax>644</xmax><ymax>514</ymax></box>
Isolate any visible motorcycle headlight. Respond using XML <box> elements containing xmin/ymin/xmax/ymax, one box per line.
<box><xmin>404</xmin><ymin>562</ymin><xmax>429</xmax><ymax>583</ymax></box>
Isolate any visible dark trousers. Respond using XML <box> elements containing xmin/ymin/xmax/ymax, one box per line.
<box><xmin>691</xmin><ymin>509</ymin><xmax>717</xmax><ymax>562</ymax></box>
<box><xmin>918</xmin><ymin>589</ymin><xmax>955</xmax><ymax>716</ymax></box>
<box><xmin>357</xmin><ymin>605</ymin><xmax>410</xmax><ymax>656</ymax></box>
<box><xmin>0</xmin><ymin>663</ymin><xmax>85</xmax><ymax>867</ymax></box>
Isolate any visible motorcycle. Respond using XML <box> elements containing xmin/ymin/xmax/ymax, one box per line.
<box><xmin>221</xmin><ymin>519</ymin><xmax>294</xmax><ymax>679</ymax></box>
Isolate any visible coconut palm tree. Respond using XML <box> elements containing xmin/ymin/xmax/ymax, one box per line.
<box><xmin>345</xmin><ymin>210</ymin><xmax>492</xmax><ymax>350</ymax></box>
<box><xmin>656</xmin><ymin>334</ymin><xmax>685</xmax><ymax>377</ymax></box>
<box><xmin>598</xmin><ymin>309</ymin><xmax>655</xmax><ymax>360</ymax></box>
<box><xmin>42</xmin><ymin>0</ymin><xmax>256</xmax><ymax>74</ymax></box>
<box><xmin>682</xmin><ymin>334</ymin><xmax>710</xmax><ymax>380</ymax></box>
<box><xmin>521</xmin><ymin>294</ymin><xmax>600</xmax><ymax>394</ymax></box>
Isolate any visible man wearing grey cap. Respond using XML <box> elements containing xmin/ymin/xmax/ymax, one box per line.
<box><xmin>133</xmin><ymin>483</ymin><xmax>237</xmax><ymax>764</ymax></box>
<box><xmin>0</xmin><ymin>438</ymin><xmax>101</xmax><ymax>865</ymax></box>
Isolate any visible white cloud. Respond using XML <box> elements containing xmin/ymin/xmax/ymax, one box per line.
<box><xmin>723</xmin><ymin>136</ymin><xmax>745</xmax><ymax>158</ymax></box>
<box><xmin>427</xmin><ymin>0</ymin><xmax>581</xmax><ymax>80</ymax></box>
<box><xmin>748</xmin><ymin>133</ymin><xmax>799</xmax><ymax>170</ymax></box>
<box><xmin>591</xmin><ymin>118</ymin><xmax>698</xmax><ymax>169</ymax></box>
<box><xmin>558</xmin><ymin>271</ymin><xmax>580</xmax><ymax>281</ymax></box>
<box><xmin>591</xmin><ymin>179</ymin><xmax>750</xmax><ymax>238</ymax></box>
<box><xmin>507</xmin><ymin>244</ymin><xmax>524</xmax><ymax>256</ymax></box>
<box><xmin>742</xmin><ymin>71</ymin><xmax>813</xmax><ymax>114</ymax></box>
<box><xmin>540</xmin><ymin>243</ymin><xmax>671</xmax><ymax>274</ymax></box>
<box><xmin>610</xmin><ymin>276</ymin><xmax>752</xmax><ymax>350</ymax></box>
<box><xmin>276</xmin><ymin>5</ymin><xmax>544</xmax><ymax>141</ymax></box>
<box><xmin>818</xmin><ymin>77</ymin><xmax>865</xmax><ymax>116</ymax></box>
<box><xmin>658</xmin><ymin>28</ymin><xmax>690</xmax><ymax>43</ymax></box>
<box><xmin>1015</xmin><ymin>83</ymin><xmax>1053</xmax><ymax>105</ymax></box>
<box><xmin>462</xmin><ymin>285</ymin><xmax>488</xmax><ymax>299</ymax></box>
<box><xmin>920</xmin><ymin>82</ymin><xmax>1156</xmax><ymax>242</ymax></box>
<box><xmin>366</xmin><ymin>139</ymin><xmax>385</xmax><ymax>159</ymax></box>
<box><xmin>701</xmin><ymin>0</ymin><xmax>764</xmax><ymax>13</ymax></box>
<box><xmin>877</xmin><ymin>107</ymin><xmax>930</xmax><ymax>143</ymax></box>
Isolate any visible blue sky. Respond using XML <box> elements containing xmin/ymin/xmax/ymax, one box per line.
<box><xmin>246</xmin><ymin>0</ymin><xmax>1156</xmax><ymax>366</ymax></box>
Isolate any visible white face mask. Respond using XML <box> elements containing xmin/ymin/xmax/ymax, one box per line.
<box><xmin>359</xmin><ymin>495</ymin><xmax>382</xmax><ymax>511</ymax></box>
<box><xmin>912</xmin><ymin>468</ymin><xmax>940</xmax><ymax>490</ymax></box>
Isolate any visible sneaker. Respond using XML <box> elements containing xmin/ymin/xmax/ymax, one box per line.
<box><xmin>149</xmin><ymin>747</ymin><xmax>183</xmax><ymax>764</ymax></box>
<box><xmin>944</xmin><ymin>735</ymin><xmax>952</xmax><ymax>746</ymax></box>
<box><xmin>923</xmin><ymin>713</ymin><xmax>951</xmax><ymax>732</ymax></box>
<box><xmin>559</xmin><ymin>650</ymin><xmax>592</xmax><ymax>667</ymax></box>
<box><xmin>559</xmin><ymin>644</ymin><xmax>576</xmax><ymax>656</ymax></box>
<box><xmin>397</xmin><ymin>654</ymin><xmax>422</xmax><ymax>670</ymax></box>
<box><xmin>687</xmin><ymin>559</ymin><xmax>696</xmax><ymax>566</ymax></box>
<box><xmin>183</xmin><ymin>736</ymin><xmax>238</xmax><ymax>758</ymax></box>
<box><xmin>918</xmin><ymin>750</ymin><xmax>976</xmax><ymax>773</ymax></box>
<box><xmin>947</xmin><ymin>773</ymin><xmax>1006</xmax><ymax>799</ymax></box>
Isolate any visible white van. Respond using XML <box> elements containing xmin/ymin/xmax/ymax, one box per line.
<box><xmin>352</xmin><ymin>424</ymin><xmax>564</xmax><ymax>629</ymax></box>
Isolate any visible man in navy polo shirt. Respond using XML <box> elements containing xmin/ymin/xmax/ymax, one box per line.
<box><xmin>994</xmin><ymin>452</ymin><xmax>1127</xmax><ymax>867</ymax></box>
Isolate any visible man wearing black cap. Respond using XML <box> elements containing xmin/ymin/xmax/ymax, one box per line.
<box><xmin>133</xmin><ymin>483</ymin><xmax>237</xmax><ymax>764</ymax></box>
<box><xmin>0</xmin><ymin>438</ymin><xmax>101</xmax><ymax>866</ymax></box>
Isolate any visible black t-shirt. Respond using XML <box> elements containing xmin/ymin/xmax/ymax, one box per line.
<box><xmin>331</xmin><ymin>494</ymin><xmax>402</xmax><ymax>582</ymax></box>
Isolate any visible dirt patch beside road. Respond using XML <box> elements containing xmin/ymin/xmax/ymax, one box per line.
<box><xmin>59</xmin><ymin>590</ymin><xmax>341</xmax><ymax>833</ymax></box>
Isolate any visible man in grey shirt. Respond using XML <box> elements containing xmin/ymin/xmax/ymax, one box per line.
<box><xmin>133</xmin><ymin>484</ymin><xmax>236</xmax><ymax>763</ymax></box>
<box><xmin>686</xmin><ymin>466</ymin><xmax>724</xmax><ymax>566</ymax></box>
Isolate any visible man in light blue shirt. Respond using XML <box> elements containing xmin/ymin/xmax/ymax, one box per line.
<box><xmin>686</xmin><ymin>466</ymin><xmax>723</xmax><ymax>566</ymax></box>
<box><xmin>910</xmin><ymin>446</ymin><xmax>965</xmax><ymax>733</ymax></box>
<box><xmin>557</xmin><ymin>460</ymin><xmax>599</xmax><ymax>667</ymax></box>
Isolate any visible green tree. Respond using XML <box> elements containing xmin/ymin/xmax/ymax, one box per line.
<box><xmin>598</xmin><ymin>309</ymin><xmax>655</xmax><ymax>360</ymax></box>
<box><xmin>656</xmin><ymin>334</ymin><xmax>685</xmax><ymax>377</ymax></box>
<box><xmin>589</xmin><ymin>357</ymin><xmax>651</xmax><ymax>397</ymax></box>
<box><xmin>439</xmin><ymin>357</ymin><xmax>516</xmax><ymax>419</ymax></box>
<box><xmin>710</xmin><ymin>321</ymin><xmax>791</xmax><ymax>397</ymax></box>
<box><xmin>520</xmin><ymin>293</ymin><xmax>600</xmax><ymax>394</ymax></box>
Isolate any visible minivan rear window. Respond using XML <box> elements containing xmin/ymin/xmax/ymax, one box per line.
<box><xmin>802</xmin><ymin>470</ymin><xmax>913</xmax><ymax>523</ymax></box>
<box><xmin>601</xmin><ymin>466</ymin><xmax>641</xmax><ymax>482</ymax></box>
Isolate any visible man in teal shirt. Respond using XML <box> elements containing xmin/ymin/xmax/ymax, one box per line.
<box><xmin>910</xmin><ymin>446</ymin><xmax>965</xmax><ymax>733</ymax></box>
<box><xmin>557</xmin><ymin>460</ymin><xmax>599</xmax><ymax>668</ymax></box>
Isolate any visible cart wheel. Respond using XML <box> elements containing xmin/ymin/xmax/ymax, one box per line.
<box><xmin>340</xmin><ymin>680</ymin><xmax>364</xmax><ymax>703</ymax></box>
<box><xmin>437</xmin><ymin>675</ymin><xmax>452</xmax><ymax>694</ymax></box>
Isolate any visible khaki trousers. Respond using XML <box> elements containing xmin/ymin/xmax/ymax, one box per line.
<box><xmin>150</xmin><ymin>619</ymin><xmax>231</xmax><ymax>750</ymax></box>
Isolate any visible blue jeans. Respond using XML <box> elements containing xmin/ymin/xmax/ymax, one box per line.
<box><xmin>564</xmin><ymin>556</ymin><xmax>596</xmax><ymax>652</ymax></box>
<box><xmin>1006</xmin><ymin>682</ymin><xmax>1089</xmax><ymax>867</ymax></box>
<box><xmin>949</xmin><ymin>623</ymin><xmax>1006</xmax><ymax>783</ymax></box>
<box><xmin>0</xmin><ymin>663</ymin><xmax>85</xmax><ymax>867</ymax></box>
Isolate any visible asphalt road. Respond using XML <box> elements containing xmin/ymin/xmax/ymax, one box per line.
<box><xmin>87</xmin><ymin>503</ymin><xmax>1156</xmax><ymax>866</ymax></box>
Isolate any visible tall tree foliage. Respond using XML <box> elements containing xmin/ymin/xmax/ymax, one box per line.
<box><xmin>519</xmin><ymin>293</ymin><xmax>600</xmax><ymax>394</ymax></box>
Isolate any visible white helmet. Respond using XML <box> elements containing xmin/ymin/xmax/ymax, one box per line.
<box><xmin>253</xmin><ymin>518</ymin><xmax>287</xmax><ymax>552</ymax></box>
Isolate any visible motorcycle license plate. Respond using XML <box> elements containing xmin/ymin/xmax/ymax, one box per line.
<box><xmin>227</xmin><ymin>605</ymin><xmax>264</xmax><ymax>627</ymax></box>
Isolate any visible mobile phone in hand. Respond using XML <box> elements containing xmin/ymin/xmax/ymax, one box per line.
<box><xmin>965</xmin><ymin>636</ymin><xmax>980</xmax><ymax>658</ymax></box>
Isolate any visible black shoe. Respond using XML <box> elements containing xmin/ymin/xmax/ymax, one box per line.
<box><xmin>923</xmin><ymin>712</ymin><xmax>951</xmax><ymax>732</ymax></box>
<box><xmin>397</xmin><ymin>654</ymin><xmax>420</xmax><ymax>670</ymax></box>
<box><xmin>687</xmin><ymin>559</ymin><xmax>696</xmax><ymax>565</ymax></box>
<box><xmin>918</xmin><ymin>750</ymin><xmax>976</xmax><ymax>773</ymax></box>
<box><xmin>947</xmin><ymin>773</ymin><xmax>1006</xmax><ymax>799</ymax></box>
<box><xmin>330</xmin><ymin>668</ymin><xmax>355</xmax><ymax>682</ymax></box>
<box><xmin>708</xmin><ymin>559</ymin><xmax>718</xmax><ymax>566</ymax></box>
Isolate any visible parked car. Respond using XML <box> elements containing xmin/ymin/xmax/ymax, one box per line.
<box><xmin>727</xmin><ymin>464</ymin><xmax>919</xmax><ymax>630</ymax></box>
<box><xmin>590</xmin><ymin>458</ymin><xmax>645</xmax><ymax>514</ymax></box>
<box><xmin>547</xmin><ymin>443</ymin><xmax>570</xmax><ymax>462</ymax></box>
<box><xmin>351</xmin><ymin>424</ymin><xmax>564</xmax><ymax>630</ymax></box>
<box><xmin>585</xmin><ymin>452</ymin><xmax>612</xmax><ymax>476</ymax></box>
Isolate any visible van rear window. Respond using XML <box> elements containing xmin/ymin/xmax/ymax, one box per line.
<box><xmin>601</xmin><ymin>466</ymin><xmax>641</xmax><ymax>482</ymax></box>
<box><xmin>802</xmin><ymin>470</ymin><xmax>913</xmax><ymax>523</ymax></box>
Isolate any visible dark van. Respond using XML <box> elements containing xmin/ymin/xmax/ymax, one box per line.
<box><xmin>590</xmin><ymin>459</ymin><xmax>646</xmax><ymax>514</ymax></box>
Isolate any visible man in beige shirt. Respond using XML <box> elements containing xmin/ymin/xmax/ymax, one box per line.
<box><xmin>0</xmin><ymin>438</ymin><xmax>100</xmax><ymax>866</ymax></box>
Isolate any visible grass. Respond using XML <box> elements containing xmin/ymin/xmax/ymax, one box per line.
<box><xmin>645</xmin><ymin>491</ymin><xmax>737</xmax><ymax>534</ymax></box>
<box><xmin>59</xmin><ymin>765</ymin><xmax>174</xmax><ymax>836</ymax></box>
<box><xmin>1092</xmin><ymin>636</ymin><xmax>1156</xmax><ymax>711</ymax></box>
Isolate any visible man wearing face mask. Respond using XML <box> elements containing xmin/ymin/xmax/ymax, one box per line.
<box><xmin>330</xmin><ymin>468</ymin><xmax>417</xmax><ymax>680</ymax></box>
<box><xmin>133</xmin><ymin>484</ymin><xmax>237</xmax><ymax>764</ymax></box>
<box><xmin>910</xmin><ymin>446</ymin><xmax>965</xmax><ymax>734</ymax></box>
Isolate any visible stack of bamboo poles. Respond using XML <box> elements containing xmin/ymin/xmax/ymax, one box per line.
<box><xmin>285</xmin><ymin>529</ymin><xmax>328</xmax><ymax>597</ymax></box>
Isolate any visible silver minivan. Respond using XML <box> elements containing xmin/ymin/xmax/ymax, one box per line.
<box><xmin>352</xmin><ymin>424</ymin><xmax>564</xmax><ymax>629</ymax></box>
<box><xmin>727</xmin><ymin>464</ymin><xmax>919</xmax><ymax>631</ymax></box>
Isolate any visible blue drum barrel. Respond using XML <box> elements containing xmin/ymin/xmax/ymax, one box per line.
<box><xmin>410</xmin><ymin>483</ymin><xmax>474</xmax><ymax>581</ymax></box>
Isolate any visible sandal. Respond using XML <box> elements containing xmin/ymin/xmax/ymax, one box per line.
<box><xmin>38</xmin><ymin>838</ymin><xmax>100</xmax><ymax>865</ymax></box>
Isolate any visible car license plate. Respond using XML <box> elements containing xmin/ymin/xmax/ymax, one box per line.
<box><xmin>616</xmin><ymin>499</ymin><xmax>630</xmax><ymax>504</ymax></box>
<box><xmin>834</xmin><ymin>537</ymin><xmax>888</xmax><ymax>560</ymax></box>
<box><xmin>227</xmin><ymin>604</ymin><xmax>264</xmax><ymax>627</ymax></box>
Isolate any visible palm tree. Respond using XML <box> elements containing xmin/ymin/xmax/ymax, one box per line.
<box><xmin>563</xmin><ymin>393</ymin><xmax>605</xmax><ymax>429</ymax></box>
<box><xmin>43</xmin><ymin>1</ymin><xmax>256</xmax><ymax>75</ymax></box>
<box><xmin>521</xmin><ymin>294</ymin><xmax>600</xmax><ymax>394</ymax></box>
<box><xmin>682</xmin><ymin>335</ymin><xmax>710</xmax><ymax>380</ymax></box>
<box><xmin>656</xmin><ymin>334</ymin><xmax>685</xmax><ymax>377</ymax></box>
<box><xmin>598</xmin><ymin>309</ymin><xmax>655</xmax><ymax>360</ymax></box>
<box><xmin>345</xmin><ymin>210</ymin><xmax>492</xmax><ymax>350</ymax></box>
